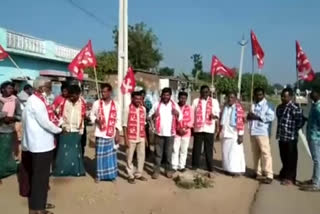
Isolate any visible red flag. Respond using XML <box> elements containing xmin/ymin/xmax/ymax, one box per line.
<box><xmin>68</xmin><ymin>40</ymin><xmax>96</xmax><ymax>81</ymax></box>
<box><xmin>210</xmin><ymin>56</ymin><xmax>235</xmax><ymax>78</ymax></box>
<box><xmin>121</xmin><ymin>67</ymin><xmax>136</xmax><ymax>94</ymax></box>
<box><xmin>251</xmin><ymin>30</ymin><xmax>265</xmax><ymax>69</ymax></box>
<box><xmin>296</xmin><ymin>41</ymin><xmax>315</xmax><ymax>82</ymax></box>
<box><xmin>0</xmin><ymin>45</ymin><xmax>9</xmax><ymax>61</ymax></box>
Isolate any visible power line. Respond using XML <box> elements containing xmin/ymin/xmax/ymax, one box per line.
<box><xmin>65</xmin><ymin>0</ymin><xmax>116</xmax><ymax>29</ymax></box>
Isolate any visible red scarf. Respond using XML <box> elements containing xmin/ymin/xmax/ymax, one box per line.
<box><xmin>34</xmin><ymin>92</ymin><xmax>59</xmax><ymax>126</ymax></box>
<box><xmin>178</xmin><ymin>104</ymin><xmax>192</xmax><ymax>129</ymax></box>
<box><xmin>52</xmin><ymin>95</ymin><xmax>66</xmax><ymax>118</ymax></box>
<box><xmin>235</xmin><ymin>102</ymin><xmax>245</xmax><ymax>131</ymax></box>
<box><xmin>195</xmin><ymin>98</ymin><xmax>213</xmax><ymax>128</ymax></box>
<box><xmin>127</xmin><ymin>103</ymin><xmax>146</xmax><ymax>140</ymax></box>
<box><xmin>155</xmin><ymin>100</ymin><xmax>177</xmax><ymax>135</ymax></box>
<box><xmin>98</xmin><ymin>99</ymin><xmax>117</xmax><ymax>137</ymax></box>
<box><xmin>220</xmin><ymin>101</ymin><xmax>245</xmax><ymax>132</ymax></box>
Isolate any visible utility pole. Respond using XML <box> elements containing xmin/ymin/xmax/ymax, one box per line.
<box><xmin>117</xmin><ymin>0</ymin><xmax>128</xmax><ymax>123</ymax></box>
<box><xmin>237</xmin><ymin>35</ymin><xmax>248</xmax><ymax>99</ymax></box>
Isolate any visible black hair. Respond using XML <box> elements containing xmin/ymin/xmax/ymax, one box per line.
<box><xmin>61</xmin><ymin>83</ymin><xmax>68</xmax><ymax>91</ymax></box>
<box><xmin>131</xmin><ymin>91</ymin><xmax>142</xmax><ymax>98</ymax></box>
<box><xmin>161</xmin><ymin>87</ymin><xmax>172</xmax><ymax>96</ymax></box>
<box><xmin>227</xmin><ymin>90</ymin><xmax>237</xmax><ymax>97</ymax></box>
<box><xmin>0</xmin><ymin>81</ymin><xmax>14</xmax><ymax>90</ymax></box>
<box><xmin>23</xmin><ymin>84</ymin><xmax>32</xmax><ymax>91</ymax></box>
<box><xmin>140</xmin><ymin>89</ymin><xmax>146</xmax><ymax>95</ymax></box>
<box><xmin>200</xmin><ymin>85</ymin><xmax>210</xmax><ymax>92</ymax></box>
<box><xmin>100</xmin><ymin>83</ymin><xmax>113</xmax><ymax>91</ymax></box>
<box><xmin>281</xmin><ymin>87</ymin><xmax>294</xmax><ymax>97</ymax></box>
<box><xmin>68</xmin><ymin>84</ymin><xmax>81</xmax><ymax>95</ymax></box>
<box><xmin>254</xmin><ymin>87</ymin><xmax>265</xmax><ymax>95</ymax></box>
<box><xmin>178</xmin><ymin>91</ymin><xmax>188</xmax><ymax>98</ymax></box>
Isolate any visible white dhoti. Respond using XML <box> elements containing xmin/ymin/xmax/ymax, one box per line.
<box><xmin>172</xmin><ymin>136</ymin><xmax>190</xmax><ymax>170</ymax></box>
<box><xmin>222</xmin><ymin>138</ymin><xmax>246</xmax><ymax>173</ymax></box>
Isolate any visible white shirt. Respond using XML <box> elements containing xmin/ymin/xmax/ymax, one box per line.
<box><xmin>221</xmin><ymin>105</ymin><xmax>244</xmax><ymax>139</ymax></box>
<box><xmin>90</xmin><ymin>99</ymin><xmax>122</xmax><ymax>139</ymax></box>
<box><xmin>192</xmin><ymin>97</ymin><xmax>220</xmax><ymax>134</ymax></box>
<box><xmin>22</xmin><ymin>95</ymin><xmax>62</xmax><ymax>153</ymax></box>
<box><xmin>148</xmin><ymin>100</ymin><xmax>182</xmax><ymax>137</ymax></box>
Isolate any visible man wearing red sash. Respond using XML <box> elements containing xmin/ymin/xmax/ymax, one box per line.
<box><xmin>90</xmin><ymin>84</ymin><xmax>121</xmax><ymax>182</ymax></box>
<box><xmin>53</xmin><ymin>85</ymin><xmax>86</xmax><ymax>177</ymax></box>
<box><xmin>21</xmin><ymin>78</ymin><xmax>62</xmax><ymax>214</ymax></box>
<box><xmin>148</xmin><ymin>87</ymin><xmax>182</xmax><ymax>179</ymax></box>
<box><xmin>52</xmin><ymin>83</ymin><xmax>68</xmax><ymax>119</ymax></box>
<box><xmin>192</xmin><ymin>85</ymin><xmax>220</xmax><ymax>173</ymax></box>
<box><xmin>220</xmin><ymin>91</ymin><xmax>246</xmax><ymax>177</ymax></box>
<box><xmin>172</xmin><ymin>91</ymin><xmax>194</xmax><ymax>172</ymax></box>
<box><xmin>123</xmin><ymin>91</ymin><xmax>148</xmax><ymax>184</ymax></box>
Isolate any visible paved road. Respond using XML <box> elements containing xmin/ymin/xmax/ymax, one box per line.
<box><xmin>251</xmin><ymin>122</ymin><xmax>320</xmax><ymax>214</ymax></box>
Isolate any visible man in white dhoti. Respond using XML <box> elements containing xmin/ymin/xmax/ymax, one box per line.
<box><xmin>220</xmin><ymin>91</ymin><xmax>246</xmax><ymax>177</ymax></box>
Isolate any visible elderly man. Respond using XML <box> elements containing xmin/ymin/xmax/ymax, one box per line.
<box><xmin>21</xmin><ymin>78</ymin><xmax>62</xmax><ymax>214</ymax></box>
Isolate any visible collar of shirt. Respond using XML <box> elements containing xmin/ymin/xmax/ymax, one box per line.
<box><xmin>256</xmin><ymin>98</ymin><xmax>267</xmax><ymax>107</ymax></box>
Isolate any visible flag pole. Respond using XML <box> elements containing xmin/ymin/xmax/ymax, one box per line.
<box><xmin>250</xmin><ymin>55</ymin><xmax>255</xmax><ymax>105</ymax></box>
<box><xmin>93</xmin><ymin>67</ymin><xmax>100</xmax><ymax>99</ymax></box>
<box><xmin>211</xmin><ymin>73</ymin><xmax>214</xmax><ymax>90</ymax></box>
<box><xmin>7</xmin><ymin>55</ymin><xmax>27</xmax><ymax>79</ymax></box>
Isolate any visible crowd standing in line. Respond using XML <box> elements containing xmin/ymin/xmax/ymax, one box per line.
<box><xmin>0</xmin><ymin>79</ymin><xmax>319</xmax><ymax>214</ymax></box>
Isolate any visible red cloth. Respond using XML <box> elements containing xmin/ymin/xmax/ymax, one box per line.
<box><xmin>34</xmin><ymin>92</ymin><xmax>59</xmax><ymax>126</ymax></box>
<box><xmin>127</xmin><ymin>103</ymin><xmax>146</xmax><ymax>140</ymax></box>
<box><xmin>211</xmin><ymin>55</ymin><xmax>235</xmax><ymax>78</ymax></box>
<box><xmin>0</xmin><ymin>45</ymin><xmax>9</xmax><ymax>61</ymax></box>
<box><xmin>155</xmin><ymin>100</ymin><xmax>177</xmax><ymax>135</ymax></box>
<box><xmin>177</xmin><ymin>104</ymin><xmax>193</xmax><ymax>137</ymax></box>
<box><xmin>296</xmin><ymin>40</ymin><xmax>316</xmax><ymax>82</ymax></box>
<box><xmin>251</xmin><ymin>30</ymin><xmax>265</xmax><ymax>69</ymax></box>
<box><xmin>235</xmin><ymin>102</ymin><xmax>245</xmax><ymax>132</ymax></box>
<box><xmin>98</xmin><ymin>100</ymin><xmax>117</xmax><ymax>137</ymax></box>
<box><xmin>52</xmin><ymin>95</ymin><xmax>66</xmax><ymax>118</ymax></box>
<box><xmin>121</xmin><ymin>67</ymin><xmax>136</xmax><ymax>94</ymax></box>
<box><xmin>195</xmin><ymin>98</ymin><xmax>213</xmax><ymax>128</ymax></box>
<box><xmin>68</xmin><ymin>40</ymin><xmax>96</xmax><ymax>81</ymax></box>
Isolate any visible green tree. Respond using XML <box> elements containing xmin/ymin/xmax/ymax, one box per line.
<box><xmin>241</xmin><ymin>73</ymin><xmax>269</xmax><ymax>100</ymax></box>
<box><xmin>113</xmin><ymin>22</ymin><xmax>163</xmax><ymax>69</ymax></box>
<box><xmin>191</xmin><ymin>54</ymin><xmax>203</xmax><ymax>77</ymax></box>
<box><xmin>159</xmin><ymin>67</ymin><xmax>175</xmax><ymax>76</ymax></box>
<box><xmin>297</xmin><ymin>72</ymin><xmax>320</xmax><ymax>90</ymax></box>
<box><xmin>85</xmin><ymin>51</ymin><xmax>117</xmax><ymax>81</ymax></box>
<box><xmin>215</xmin><ymin>74</ymin><xmax>238</xmax><ymax>94</ymax></box>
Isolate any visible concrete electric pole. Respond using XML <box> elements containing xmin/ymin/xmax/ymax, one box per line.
<box><xmin>117</xmin><ymin>0</ymin><xmax>128</xmax><ymax>123</ymax></box>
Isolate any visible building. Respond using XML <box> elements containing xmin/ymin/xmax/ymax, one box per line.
<box><xmin>0</xmin><ymin>27</ymin><xmax>87</xmax><ymax>95</ymax></box>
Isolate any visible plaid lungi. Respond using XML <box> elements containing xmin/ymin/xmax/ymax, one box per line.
<box><xmin>96</xmin><ymin>137</ymin><xmax>118</xmax><ymax>181</ymax></box>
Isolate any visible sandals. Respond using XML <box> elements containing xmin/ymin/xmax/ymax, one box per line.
<box><xmin>128</xmin><ymin>178</ymin><xmax>136</xmax><ymax>184</ymax></box>
<box><xmin>280</xmin><ymin>180</ymin><xmax>294</xmax><ymax>186</ymax></box>
<box><xmin>300</xmin><ymin>185</ymin><xmax>320</xmax><ymax>192</ymax></box>
<box><xmin>45</xmin><ymin>203</ymin><xmax>55</xmax><ymax>210</ymax></box>
<box><xmin>135</xmin><ymin>176</ymin><xmax>148</xmax><ymax>182</ymax></box>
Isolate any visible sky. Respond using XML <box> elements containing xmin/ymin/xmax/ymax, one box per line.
<box><xmin>1</xmin><ymin>0</ymin><xmax>320</xmax><ymax>85</ymax></box>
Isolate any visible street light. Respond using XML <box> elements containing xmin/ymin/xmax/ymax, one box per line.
<box><xmin>237</xmin><ymin>34</ymin><xmax>248</xmax><ymax>99</ymax></box>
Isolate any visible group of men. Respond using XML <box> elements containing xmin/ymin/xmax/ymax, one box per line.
<box><xmin>0</xmin><ymin>78</ymin><xmax>320</xmax><ymax>214</ymax></box>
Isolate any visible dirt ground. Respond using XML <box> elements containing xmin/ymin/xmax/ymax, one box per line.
<box><xmin>0</xmin><ymin>130</ymin><xmax>259</xmax><ymax>214</ymax></box>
